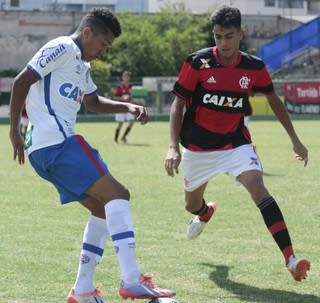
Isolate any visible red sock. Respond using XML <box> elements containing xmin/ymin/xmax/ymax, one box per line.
<box><xmin>199</xmin><ymin>205</ymin><xmax>214</xmax><ymax>222</ymax></box>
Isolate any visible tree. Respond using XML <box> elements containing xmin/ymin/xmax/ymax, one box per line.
<box><xmin>90</xmin><ymin>59</ymin><xmax>111</xmax><ymax>95</ymax></box>
<box><xmin>104</xmin><ymin>9</ymin><xmax>211</xmax><ymax>78</ymax></box>
<box><xmin>103</xmin><ymin>8</ymin><xmax>251</xmax><ymax>80</ymax></box>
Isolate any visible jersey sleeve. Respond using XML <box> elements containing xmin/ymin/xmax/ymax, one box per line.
<box><xmin>251</xmin><ymin>65</ymin><xmax>274</xmax><ymax>94</ymax></box>
<box><xmin>173</xmin><ymin>59</ymin><xmax>200</xmax><ymax>99</ymax></box>
<box><xmin>27</xmin><ymin>39</ymin><xmax>71</xmax><ymax>79</ymax></box>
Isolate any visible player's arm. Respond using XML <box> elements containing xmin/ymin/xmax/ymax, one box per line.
<box><xmin>9</xmin><ymin>68</ymin><xmax>38</xmax><ymax>165</ymax></box>
<box><xmin>165</xmin><ymin>96</ymin><xmax>185</xmax><ymax>176</ymax></box>
<box><xmin>84</xmin><ymin>93</ymin><xmax>148</xmax><ymax>124</ymax></box>
<box><xmin>113</xmin><ymin>94</ymin><xmax>132</xmax><ymax>103</ymax></box>
<box><xmin>266</xmin><ymin>91</ymin><xmax>308</xmax><ymax>166</ymax></box>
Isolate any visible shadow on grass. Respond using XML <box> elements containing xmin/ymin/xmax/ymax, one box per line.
<box><xmin>262</xmin><ymin>172</ymin><xmax>284</xmax><ymax>177</ymax></box>
<box><xmin>201</xmin><ymin>263</ymin><xmax>320</xmax><ymax>303</ymax></box>
<box><xmin>119</xmin><ymin>143</ymin><xmax>151</xmax><ymax>147</ymax></box>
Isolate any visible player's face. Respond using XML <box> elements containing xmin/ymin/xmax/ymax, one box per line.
<box><xmin>82</xmin><ymin>28</ymin><xmax>115</xmax><ymax>61</ymax></box>
<box><xmin>213</xmin><ymin>25</ymin><xmax>243</xmax><ymax>64</ymax></box>
<box><xmin>122</xmin><ymin>73</ymin><xmax>130</xmax><ymax>84</ymax></box>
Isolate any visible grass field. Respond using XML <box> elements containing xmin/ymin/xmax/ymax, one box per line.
<box><xmin>0</xmin><ymin>120</ymin><xmax>319</xmax><ymax>303</ymax></box>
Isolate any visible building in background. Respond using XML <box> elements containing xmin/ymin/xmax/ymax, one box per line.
<box><xmin>150</xmin><ymin>0</ymin><xmax>310</xmax><ymax>15</ymax></box>
<box><xmin>0</xmin><ymin>0</ymin><xmax>319</xmax><ymax>72</ymax></box>
<box><xmin>1</xmin><ymin>0</ymin><xmax>320</xmax><ymax>15</ymax></box>
<box><xmin>0</xmin><ymin>0</ymin><xmax>147</xmax><ymax>13</ymax></box>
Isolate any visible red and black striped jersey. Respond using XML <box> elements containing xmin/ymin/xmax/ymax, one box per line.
<box><xmin>173</xmin><ymin>46</ymin><xmax>274</xmax><ymax>151</ymax></box>
<box><xmin>114</xmin><ymin>83</ymin><xmax>132</xmax><ymax>102</ymax></box>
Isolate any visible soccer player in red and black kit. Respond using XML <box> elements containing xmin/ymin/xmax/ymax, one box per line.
<box><xmin>114</xmin><ymin>71</ymin><xmax>135</xmax><ymax>143</ymax></box>
<box><xmin>165</xmin><ymin>6</ymin><xmax>310</xmax><ymax>281</ymax></box>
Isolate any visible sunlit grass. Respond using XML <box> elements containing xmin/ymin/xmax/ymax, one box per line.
<box><xmin>1</xmin><ymin>120</ymin><xmax>319</xmax><ymax>303</ymax></box>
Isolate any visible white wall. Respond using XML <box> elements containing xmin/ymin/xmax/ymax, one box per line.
<box><xmin>0</xmin><ymin>11</ymin><xmax>83</xmax><ymax>71</ymax></box>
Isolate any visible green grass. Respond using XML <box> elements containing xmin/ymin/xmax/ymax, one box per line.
<box><xmin>1</xmin><ymin>120</ymin><xmax>319</xmax><ymax>303</ymax></box>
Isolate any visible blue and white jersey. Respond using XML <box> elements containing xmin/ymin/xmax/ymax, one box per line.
<box><xmin>25</xmin><ymin>36</ymin><xmax>97</xmax><ymax>154</ymax></box>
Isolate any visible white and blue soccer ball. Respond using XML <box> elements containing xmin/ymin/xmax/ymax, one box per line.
<box><xmin>149</xmin><ymin>298</ymin><xmax>178</xmax><ymax>303</ymax></box>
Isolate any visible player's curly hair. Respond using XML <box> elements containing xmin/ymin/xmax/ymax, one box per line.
<box><xmin>77</xmin><ymin>7</ymin><xmax>122</xmax><ymax>38</ymax></box>
<box><xmin>210</xmin><ymin>6</ymin><xmax>241</xmax><ymax>30</ymax></box>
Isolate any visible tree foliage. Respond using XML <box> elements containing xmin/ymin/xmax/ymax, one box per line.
<box><xmin>90</xmin><ymin>59</ymin><xmax>111</xmax><ymax>94</ymax></box>
<box><xmin>104</xmin><ymin>8</ymin><xmax>212</xmax><ymax>78</ymax></box>
<box><xmin>99</xmin><ymin>7</ymin><xmax>250</xmax><ymax>82</ymax></box>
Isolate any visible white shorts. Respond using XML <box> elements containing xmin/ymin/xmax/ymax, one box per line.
<box><xmin>115</xmin><ymin>112</ymin><xmax>135</xmax><ymax>122</ymax></box>
<box><xmin>182</xmin><ymin>144</ymin><xmax>262</xmax><ymax>192</ymax></box>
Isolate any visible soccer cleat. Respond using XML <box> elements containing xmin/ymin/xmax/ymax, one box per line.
<box><xmin>287</xmin><ymin>256</ymin><xmax>311</xmax><ymax>281</ymax></box>
<box><xmin>119</xmin><ymin>273</ymin><xmax>176</xmax><ymax>299</ymax></box>
<box><xmin>67</xmin><ymin>288</ymin><xmax>106</xmax><ymax>303</ymax></box>
<box><xmin>187</xmin><ymin>202</ymin><xmax>216</xmax><ymax>239</ymax></box>
<box><xmin>121</xmin><ymin>137</ymin><xmax>127</xmax><ymax>144</ymax></box>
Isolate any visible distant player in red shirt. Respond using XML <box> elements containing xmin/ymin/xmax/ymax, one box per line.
<box><xmin>114</xmin><ymin>71</ymin><xmax>135</xmax><ymax>143</ymax></box>
<box><xmin>165</xmin><ymin>6</ymin><xmax>310</xmax><ymax>281</ymax></box>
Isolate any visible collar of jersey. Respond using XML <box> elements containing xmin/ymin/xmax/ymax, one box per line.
<box><xmin>71</xmin><ymin>37</ymin><xmax>84</xmax><ymax>60</ymax></box>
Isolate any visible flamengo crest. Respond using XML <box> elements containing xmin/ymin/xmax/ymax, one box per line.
<box><xmin>239</xmin><ymin>76</ymin><xmax>250</xmax><ymax>89</ymax></box>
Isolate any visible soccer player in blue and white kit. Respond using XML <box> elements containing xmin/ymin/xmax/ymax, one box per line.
<box><xmin>9</xmin><ymin>8</ymin><xmax>175</xmax><ymax>303</ymax></box>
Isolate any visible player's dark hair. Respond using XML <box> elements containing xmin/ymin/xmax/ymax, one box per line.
<box><xmin>77</xmin><ymin>7</ymin><xmax>122</xmax><ymax>38</ymax></box>
<box><xmin>210</xmin><ymin>6</ymin><xmax>241</xmax><ymax>30</ymax></box>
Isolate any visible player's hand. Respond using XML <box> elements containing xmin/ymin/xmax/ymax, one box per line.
<box><xmin>129</xmin><ymin>105</ymin><xmax>148</xmax><ymax>125</ymax></box>
<box><xmin>10</xmin><ymin>129</ymin><xmax>25</xmax><ymax>165</ymax></box>
<box><xmin>293</xmin><ymin>140</ymin><xmax>308</xmax><ymax>167</ymax></box>
<box><xmin>165</xmin><ymin>146</ymin><xmax>181</xmax><ymax>177</ymax></box>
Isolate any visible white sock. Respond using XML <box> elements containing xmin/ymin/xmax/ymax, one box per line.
<box><xmin>105</xmin><ymin>199</ymin><xmax>140</xmax><ymax>285</ymax></box>
<box><xmin>73</xmin><ymin>215</ymin><xmax>109</xmax><ymax>294</ymax></box>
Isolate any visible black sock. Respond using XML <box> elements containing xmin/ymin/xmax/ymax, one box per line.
<box><xmin>191</xmin><ymin>199</ymin><xmax>208</xmax><ymax>216</ymax></box>
<box><xmin>258</xmin><ymin>196</ymin><xmax>294</xmax><ymax>263</ymax></box>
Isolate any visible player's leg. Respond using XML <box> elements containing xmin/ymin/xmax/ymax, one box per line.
<box><xmin>185</xmin><ymin>184</ymin><xmax>217</xmax><ymax>239</ymax></box>
<box><xmin>32</xmin><ymin>134</ymin><xmax>175</xmax><ymax>299</ymax></box>
<box><xmin>67</xmin><ymin>197</ymin><xmax>109</xmax><ymax>303</ymax></box>
<box><xmin>121</xmin><ymin>118</ymin><xmax>134</xmax><ymax>143</ymax></box>
<box><xmin>114</xmin><ymin>115</ymin><xmax>124</xmax><ymax>143</ymax></box>
<box><xmin>237</xmin><ymin>170</ymin><xmax>310</xmax><ymax>281</ymax></box>
<box><xmin>86</xmin><ymin>174</ymin><xmax>175</xmax><ymax>299</ymax></box>
<box><xmin>182</xmin><ymin>149</ymin><xmax>219</xmax><ymax>239</ymax></box>
<box><xmin>184</xmin><ymin>182</ymin><xmax>208</xmax><ymax>214</ymax></box>
<box><xmin>28</xmin><ymin>138</ymin><xmax>110</xmax><ymax>303</ymax></box>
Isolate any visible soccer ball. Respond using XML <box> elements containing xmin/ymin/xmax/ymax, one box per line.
<box><xmin>149</xmin><ymin>298</ymin><xmax>178</xmax><ymax>303</ymax></box>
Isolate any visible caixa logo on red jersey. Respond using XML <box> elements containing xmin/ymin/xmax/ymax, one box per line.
<box><xmin>59</xmin><ymin>83</ymin><xmax>84</xmax><ymax>103</ymax></box>
<box><xmin>202</xmin><ymin>94</ymin><xmax>243</xmax><ymax>108</ymax></box>
<box><xmin>37</xmin><ymin>44</ymin><xmax>67</xmax><ymax>68</ymax></box>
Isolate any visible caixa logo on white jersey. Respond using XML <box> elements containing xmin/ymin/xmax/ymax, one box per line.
<box><xmin>59</xmin><ymin>83</ymin><xmax>84</xmax><ymax>103</ymax></box>
<box><xmin>203</xmin><ymin>94</ymin><xmax>243</xmax><ymax>108</ymax></box>
<box><xmin>37</xmin><ymin>44</ymin><xmax>67</xmax><ymax>68</ymax></box>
